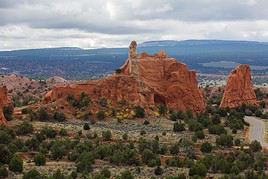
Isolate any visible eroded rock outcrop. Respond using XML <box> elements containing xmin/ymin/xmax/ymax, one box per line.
<box><xmin>220</xmin><ymin>64</ymin><xmax>257</xmax><ymax>108</ymax></box>
<box><xmin>0</xmin><ymin>86</ymin><xmax>8</xmax><ymax>125</ymax></box>
<box><xmin>46</xmin><ymin>41</ymin><xmax>206</xmax><ymax>113</ymax></box>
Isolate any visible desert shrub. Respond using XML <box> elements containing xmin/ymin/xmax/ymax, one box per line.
<box><xmin>158</xmin><ymin>104</ymin><xmax>167</xmax><ymax>115</ymax></box>
<box><xmin>154</xmin><ymin>166</ymin><xmax>163</xmax><ymax>175</ymax></box>
<box><xmin>173</xmin><ymin>122</ymin><xmax>185</xmax><ymax>132</ymax></box>
<box><xmin>102</xmin><ymin>130</ymin><xmax>112</xmax><ymax>141</ymax></box>
<box><xmin>249</xmin><ymin>140</ymin><xmax>262</xmax><ymax>152</ymax></box>
<box><xmin>41</xmin><ymin>127</ymin><xmax>57</xmax><ymax>138</ymax></box>
<box><xmin>76</xmin><ymin>152</ymin><xmax>95</xmax><ymax>173</ymax></box>
<box><xmin>99</xmin><ymin>97</ymin><xmax>108</xmax><ymax>107</ymax></box>
<box><xmin>37</xmin><ymin>108</ymin><xmax>49</xmax><ymax>121</ymax></box>
<box><xmin>216</xmin><ymin>134</ymin><xmax>233</xmax><ymax>147</ymax></box>
<box><xmin>51</xmin><ymin>141</ymin><xmax>66</xmax><ymax>160</ymax></box>
<box><xmin>83</xmin><ymin>123</ymin><xmax>90</xmax><ymax>130</ymax></box>
<box><xmin>23</xmin><ymin>169</ymin><xmax>42</xmax><ymax>179</ymax></box>
<box><xmin>169</xmin><ymin>111</ymin><xmax>178</xmax><ymax>121</ymax></box>
<box><xmin>0</xmin><ymin>144</ymin><xmax>12</xmax><ymax>164</ymax></box>
<box><xmin>117</xmin><ymin>170</ymin><xmax>134</xmax><ymax>179</ymax></box>
<box><xmin>34</xmin><ymin>153</ymin><xmax>46</xmax><ymax>166</ymax></box>
<box><xmin>52</xmin><ymin>169</ymin><xmax>66</xmax><ymax>179</ymax></box>
<box><xmin>201</xmin><ymin>142</ymin><xmax>212</xmax><ymax>153</ymax></box>
<box><xmin>122</xmin><ymin>133</ymin><xmax>128</xmax><ymax>141</ymax></box>
<box><xmin>79</xmin><ymin>92</ymin><xmax>90</xmax><ymax>108</ymax></box>
<box><xmin>208</xmin><ymin>125</ymin><xmax>226</xmax><ymax>135</ymax></box>
<box><xmin>53</xmin><ymin>112</ymin><xmax>66</xmax><ymax>122</ymax></box>
<box><xmin>0</xmin><ymin>131</ymin><xmax>13</xmax><ymax>145</ymax></box>
<box><xmin>9</xmin><ymin>155</ymin><xmax>23</xmax><ymax>173</ymax></box>
<box><xmin>194</xmin><ymin>130</ymin><xmax>205</xmax><ymax>139</ymax></box>
<box><xmin>3</xmin><ymin>106</ymin><xmax>13</xmax><ymax>121</ymax></box>
<box><xmin>134</xmin><ymin>106</ymin><xmax>145</xmax><ymax>118</ymax></box>
<box><xmin>188</xmin><ymin>120</ymin><xmax>203</xmax><ymax>132</ymax></box>
<box><xmin>59</xmin><ymin>128</ymin><xmax>67</xmax><ymax>136</ymax></box>
<box><xmin>0</xmin><ymin>166</ymin><xmax>8</xmax><ymax>178</ymax></box>
<box><xmin>143</xmin><ymin>120</ymin><xmax>150</xmax><ymax>125</ymax></box>
<box><xmin>16</xmin><ymin>121</ymin><xmax>33</xmax><ymax>135</ymax></box>
<box><xmin>142</xmin><ymin>149</ymin><xmax>159</xmax><ymax>166</ymax></box>
<box><xmin>97</xmin><ymin>110</ymin><xmax>105</xmax><ymax>120</ymax></box>
<box><xmin>189</xmin><ymin>162</ymin><xmax>207</xmax><ymax>177</ymax></box>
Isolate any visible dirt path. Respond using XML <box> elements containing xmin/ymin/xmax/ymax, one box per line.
<box><xmin>244</xmin><ymin>116</ymin><xmax>268</xmax><ymax>147</ymax></box>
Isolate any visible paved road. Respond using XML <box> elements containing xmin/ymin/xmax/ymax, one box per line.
<box><xmin>244</xmin><ymin>116</ymin><xmax>268</xmax><ymax>147</ymax></box>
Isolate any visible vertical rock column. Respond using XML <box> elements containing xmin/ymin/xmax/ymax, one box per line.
<box><xmin>128</xmin><ymin>41</ymin><xmax>140</xmax><ymax>80</ymax></box>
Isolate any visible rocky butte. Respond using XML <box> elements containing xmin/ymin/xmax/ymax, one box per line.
<box><xmin>220</xmin><ymin>64</ymin><xmax>257</xmax><ymax>108</ymax></box>
<box><xmin>45</xmin><ymin>41</ymin><xmax>206</xmax><ymax>113</ymax></box>
<box><xmin>0</xmin><ymin>86</ymin><xmax>8</xmax><ymax>125</ymax></box>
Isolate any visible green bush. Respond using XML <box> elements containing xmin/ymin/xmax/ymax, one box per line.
<box><xmin>134</xmin><ymin>106</ymin><xmax>145</xmax><ymax>118</ymax></box>
<box><xmin>158</xmin><ymin>104</ymin><xmax>167</xmax><ymax>115</ymax></box>
<box><xmin>83</xmin><ymin>123</ymin><xmax>90</xmax><ymax>130</ymax></box>
<box><xmin>0</xmin><ymin>166</ymin><xmax>8</xmax><ymax>178</ymax></box>
<box><xmin>208</xmin><ymin>125</ymin><xmax>226</xmax><ymax>135</ymax></box>
<box><xmin>97</xmin><ymin>111</ymin><xmax>105</xmax><ymax>120</ymax></box>
<box><xmin>16</xmin><ymin>122</ymin><xmax>33</xmax><ymax>135</ymax></box>
<box><xmin>189</xmin><ymin>162</ymin><xmax>207</xmax><ymax>177</ymax></box>
<box><xmin>23</xmin><ymin>169</ymin><xmax>42</xmax><ymax>179</ymax></box>
<box><xmin>52</xmin><ymin>169</ymin><xmax>66</xmax><ymax>179</ymax></box>
<box><xmin>200</xmin><ymin>142</ymin><xmax>212</xmax><ymax>153</ymax></box>
<box><xmin>216</xmin><ymin>134</ymin><xmax>233</xmax><ymax>147</ymax></box>
<box><xmin>173</xmin><ymin>122</ymin><xmax>185</xmax><ymax>132</ymax></box>
<box><xmin>99</xmin><ymin>97</ymin><xmax>108</xmax><ymax>107</ymax></box>
<box><xmin>249</xmin><ymin>140</ymin><xmax>262</xmax><ymax>152</ymax></box>
<box><xmin>53</xmin><ymin>112</ymin><xmax>66</xmax><ymax>122</ymax></box>
<box><xmin>34</xmin><ymin>153</ymin><xmax>46</xmax><ymax>166</ymax></box>
<box><xmin>37</xmin><ymin>108</ymin><xmax>49</xmax><ymax>121</ymax></box>
<box><xmin>41</xmin><ymin>127</ymin><xmax>56</xmax><ymax>138</ymax></box>
<box><xmin>0</xmin><ymin>144</ymin><xmax>12</xmax><ymax>164</ymax></box>
<box><xmin>59</xmin><ymin>128</ymin><xmax>67</xmax><ymax>136</ymax></box>
<box><xmin>76</xmin><ymin>152</ymin><xmax>94</xmax><ymax>173</ymax></box>
<box><xmin>117</xmin><ymin>170</ymin><xmax>134</xmax><ymax>179</ymax></box>
<box><xmin>9</xmin><ymin>155</ymin><xmax>23</xmax><ymax>173</ymax></box>
<box><xmin>194</xmin><ymin>130</ymin><xmax>205</xmax><ymax>139</ymax></box>
<box><xmin>51</xmin><ymin>141</ymin><xmax>66</xmax><ymax>160</ymax></box>
<box><xmin>154</xmin><ymin>166</ymin><xmax>163</xmax><ymax>175</ymax></box>
<box><xmin>102</xmin><ymin>130</ymin><xmax>112</xmax><ymax>141</ymax></box>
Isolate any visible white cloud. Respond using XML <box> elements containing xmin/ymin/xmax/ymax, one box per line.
<box><xmin>0</xmin><ymin>0</ymin><xmax>268</xmax><ymax>50</ymax></box>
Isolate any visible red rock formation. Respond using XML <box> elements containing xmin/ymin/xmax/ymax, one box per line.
<box><xmin>220</xmin><ymin>64</ymin><xmax>257</xmax><ymax>108</ymax></box>
<box><xmin>0</xmin><ymin>86</ymin><xmax>8</xmax><ymax>125</ymax></box>
<box><xmin>46</xmin><ymin>41</ymin><xmax>206</xmax><ymax>113</ymax></box>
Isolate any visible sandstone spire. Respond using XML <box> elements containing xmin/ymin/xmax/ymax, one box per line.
<box><xmin>220</xmin><ymin>64</ymin><xmax>257</xmax><ymax>108</ymax></box>
<box><xmin>128</xmin><ymin>41</ymin><xmax>140</xmax><ymax>79</ymax></box>
<box><xmin>0</xmin><ymin>86</ymin><xmax>8</xmax><ymax>125</ymax></box>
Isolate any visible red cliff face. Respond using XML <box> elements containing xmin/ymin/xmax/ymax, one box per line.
<box><xmin>46</xmin><ymin>41</ymin><xmax>206</xmax><ymax>113</ymax></box>
<box><xmin>220</xmin><ymin>64</ymin><xmax>257</xmax><ymax>108</ymax></box>
<box><xmin>0</xmin><ymin>86</ymin><xmax>8</xmax><ymax>125</ymax></box>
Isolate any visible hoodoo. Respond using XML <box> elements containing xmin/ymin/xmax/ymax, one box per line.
<box><xmin>46</xmin><ymin>41</ymin><xmax>206</xmax><ymax>113</ymax></box>
<box><xmin>220</xmin><ymin>64</ymin><xmax>257</xmax><ymax>108</ymax></box>
<box><xmin>0</xmin><ymin>86</ymin><xmax>8</xmax><ymax>125</ymax></box>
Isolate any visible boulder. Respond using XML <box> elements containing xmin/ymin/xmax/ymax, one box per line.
<box><xmin>220</xmin><ymin>64</ymin><xmax>257</xmax><ymax>108</ymax></box>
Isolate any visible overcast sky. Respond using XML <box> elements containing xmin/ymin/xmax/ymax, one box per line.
<box><xmin>1</xmin><ymin>0</ymin><xmax>268</xmax><ymax>50</ymax></box>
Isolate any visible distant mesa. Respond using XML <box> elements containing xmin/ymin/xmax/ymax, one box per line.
<box><xmin>220</xmin><ymin>64</ymin><xmax>257</xmax><ymax>108</ymax></box>
<box><xmin>45</xmin><ymin>41</ymin><xmax>206</xmax><ymax>113</ymax></box>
